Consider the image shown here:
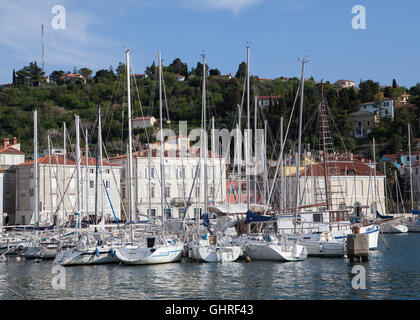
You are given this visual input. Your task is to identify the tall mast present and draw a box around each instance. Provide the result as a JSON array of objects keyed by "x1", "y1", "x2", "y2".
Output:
[
  {"x1": 254, "y1": 96, "x2": 257, "y2": 203},
  {"x1": 237, "y1": 107, "x2": 242, "y2": 204},
  {"x1": 48, "y1": 135, "x2": 53, "y2": 225},
  {"x1": 294, "y1": 59, "x2": 307, "y2": 234},
  {"x1": 75, "y1": 115, "x2": 81, "y2": 214},
  {"x1": 126, "y1": 50, "x2": 134, "y2": 223},
  {"x1": 202, "y1": 53, "x2": 208, "y2": 216},
  {"x1": 85, "y1": 129, "x2": 89, "y2": 218},
  {"x1": 34, "y1": 111, "x2": 39, "y2": 228},
  {"x1": 280, "y1": 117, "x2": 284, "y2": 211},
  {"x1": 320, "y1": 81, "x2": 331, "y2": 211},
  {"x1": 263, "y1": 120, "x2": 268, "y2": 206},
  {"x1": 212, "y1": 116, "x2": 215, "y2": 203},
  {"x1": 158, "y1": 51, "x2": 165, "y2": 235},
  {"x1": 41, "y1": 24, "x2": 45, "y2": 73},
  {"x1": 408, "y1": 123, "x2": 414, "y2": 213},
  {"x1": 246, "y1": 45, "x2": 251, "y2": 210},
  {"x1": 98, "y1": 107, "x2": 104, "y2": 225},
  {"x1": 373, "y1": 137, "x2": 378, "y2": 216},
  {"x1": 63, "y1": 123, "x2": 66, "y2": 226}
]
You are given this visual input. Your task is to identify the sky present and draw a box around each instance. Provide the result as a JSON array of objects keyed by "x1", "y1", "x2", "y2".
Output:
[{"x1": 1, "y1": 0, "x2": 419, "y2": 87}]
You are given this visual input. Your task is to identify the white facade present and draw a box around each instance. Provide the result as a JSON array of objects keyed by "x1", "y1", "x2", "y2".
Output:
[
  {"x1": 132, "y1": 116, "x2": 157, "y2": 129},
  {"x1": 360, "y1": 98, "x2": 394, "y2": 120},
  {"x1": 110, "y1": 148, "x2": 227, "y2": 220},
  {"x1": 15, "y1": 156, "x2": 121, "y2": 226}
]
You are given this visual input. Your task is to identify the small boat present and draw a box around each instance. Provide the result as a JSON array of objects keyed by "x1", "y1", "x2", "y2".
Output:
[
  {"x1": 115, "y1": 236, "x2": 183, "y2": 265},
  {"x1": 381, "y1": 223, "x2": 408, "y2": 234},
  {"x1": 288, "y1": 232, "x2": 346, "y2": 257},
  {"x1": 188, "y1": 234, "x2": 241, "y2": 263},
  {"x1": 245, "y1": 237, "x2": 307, "y2": 262},
  {"x1": 54, "y1": 235, "x2": 119, "y2": 266},
  {"x1": 21, "y1": 241, "x2": 60, "y2": 260}
]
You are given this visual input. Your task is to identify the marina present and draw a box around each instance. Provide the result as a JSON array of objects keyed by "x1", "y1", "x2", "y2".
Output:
[{"x1": 1, "y1": 233, "x2": 419, "y2": 300}]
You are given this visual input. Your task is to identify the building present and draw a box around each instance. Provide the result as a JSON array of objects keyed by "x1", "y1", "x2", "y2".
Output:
[
  {"x1": 257, "y1": 95, "x2": 281, "y2": 108},
  {"x1": 109, "y1": 140, "x2": 227, "y2": 220},
  {"x1": 334, "y1": 79, "x2": 356, "y2": 89},
  {"x1": 132, "y1": 116, "x2": 157, "y2": 129},
  {"x1": 15, "y1": 154, "x2": 121, "y2": 226},
  {"x1": 291, "y1": 158, "x2": 386, "y2": 219},
  {"x1": 60, "y1": 73, "x2": 86, "y2": 83},
  {"x1": 0, "y1": 137, "x2": 26, "y2": 225},
  {"x1": 348, "y1": 111, "x2": 379, "y2": 139},
  {"x1": 175, "y1": 74, "x2": 185, "y2": 81},
  {"x1": 360, "y1": 98, "x2": 394, "y2": 120},
  {"x1": 399, "y1": 92, "x2": 410, "y2": 104},
  {"x1": 0, "y1": 170, "x2": 4, "y2": 227},
  {"x1": 134, "y1": 74, "x2": 148, "y2": 80}
]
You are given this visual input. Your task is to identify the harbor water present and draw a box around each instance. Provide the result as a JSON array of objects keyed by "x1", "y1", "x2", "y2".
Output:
[{"x1": 1, "y1": 233, "x2": 419, "y2": 300}]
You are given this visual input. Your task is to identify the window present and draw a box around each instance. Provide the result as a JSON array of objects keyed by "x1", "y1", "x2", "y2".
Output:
[
  {"x1": 150, "y1": 186, "x2": 155, "y2": 198},
  {"x1": 145, "y1": 167, "x2": 155, "y2": 178},
  {"x1": 106, "y1": 169, "x2": 110, "y2": 174},
  {"x1": 147, "y1": 208, "x2": 156, "y2": 217},
  {"x1": 192, "y1": 167, "x2": 200, "y2": 178},
  {"x1": 5, "y1": 183, "x2": 11, "y2": 193},
  {"x1": 179, "y1": 209, "x2": 185, "y2": 218},
  {"x1": 105, "y1": 180, "x2": 111, "y2": 188},
  {"x1": 29, "y1": 188, "x2": 34, "y2": 197},
  {"x1": 122, "y1": 187, "x2": 126, "y2": 199},
  {"x1": 367, "y1": 121, "x2": 370, "y2": 126},
  {"x1": 209, "y1": 186, "x2": 215, "y2": 198},
  {"x1": 89, "y1": 181, "x2": 94, "y2": 188},
  {"x1": 177, "y1": 168, "x2": 185, "y2": 179},
  {"x1": 165, "y1": 186, "x2": 170, "y2": 198},
  {"x1": 90, "y1": 169, "x2": 94, "y2": 174}
]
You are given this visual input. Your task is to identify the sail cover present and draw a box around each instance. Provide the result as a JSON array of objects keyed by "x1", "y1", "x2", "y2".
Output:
[
  {"x1": 245, "y1": 210, "x2": 275, "y2": 224},
  {"x1": 376, "y1": 210, "x2": 394, "y2": 219},
  {"x1": 412, "y1": 209, "x2": 420, "y2": 215},
  {"x1": 202, "y1": 213, "x2": 211, "y2": 227}
]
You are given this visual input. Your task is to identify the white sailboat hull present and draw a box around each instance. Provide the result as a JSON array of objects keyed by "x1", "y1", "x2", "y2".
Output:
[
  {"x1": 189, "y1": 244, "x2": 241, "y2": 262},
  {"x1": 54, "y1": 247, "x2": 119, "y2": 266},
  {"x1": 246, "y1": 242, "x2": 307, "y2": 261},
  {"x1": 21, "y1": 245, "x2": 59, "y2": 259},
  {"x1": 302, "y1": 241, "x2": 345, "y2": 257},
  {"x1": 115, "y1": 245, "x2": 183, "y2": 265},
  {"x1": 381, "y1": 224, "x2": 408, "y2": 234}
]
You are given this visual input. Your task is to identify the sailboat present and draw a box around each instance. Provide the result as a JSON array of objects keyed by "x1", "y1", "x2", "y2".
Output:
[
  {"x1": 115, "y1": 50, "x2": 183, "y2": 265},
  {"x1": 187, "y1": 53, "x2": 241, "y2": 263},
  {"x1": 54, "y1": 111, "x2": 121, "y2": 266},
  {"x1": 404, "y1": 123, "x2": 420, "y2": 232},
  {"x1": 237, "y1": 49, "x2": 307, "y2": 262}
]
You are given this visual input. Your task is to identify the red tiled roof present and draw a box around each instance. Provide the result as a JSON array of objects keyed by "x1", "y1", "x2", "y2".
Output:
[
  {"x1": 17, "y1": 155, "x2": 118, "y2": 167},
  {"x1": 258, "y1": 95, "x2": 281, "y2": 100},
  {"x1": 292, "y1": 160, "x2": 380, "y2": 177},
  {"x1": 0, "y1": 146, "x2": 24, "y2": 155}
]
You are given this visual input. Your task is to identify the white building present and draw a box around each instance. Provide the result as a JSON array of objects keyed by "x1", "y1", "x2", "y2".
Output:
[
  {"x1": 334, "y1": 79, "x2": 356, "y2": 89},
  {"x1": 0, "y1": 137, "x2": 26, "y2": 225},
  {"x1": 15, "y1": 154, "x2": 121, "y2": 226},
  {"x1": 110, "y1": 141, "x2": 227, "y2": 220},
  {"x1": 360, "y1": 98, "x2": 394, "y2": 120},
  {"x1": 289, "y1": 158, "x2": 386, "y2": 220},
  {"x1": 132, "y1": 116, "x2": 157, "y2": 129},
  {"x1": 257, "y1": 95, "x2": 281, "y2": 108}
]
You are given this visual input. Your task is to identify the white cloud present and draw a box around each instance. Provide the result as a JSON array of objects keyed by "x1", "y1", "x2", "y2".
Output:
[{"x1": 181, "y1": 0, "x2": 263, "y2": 14}]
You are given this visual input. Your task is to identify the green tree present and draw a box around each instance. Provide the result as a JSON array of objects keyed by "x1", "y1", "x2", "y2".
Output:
[
  {"x1": 209, "y1": 68, "x2": 221, "y2": 76},
  {"x1": 79, "y1": 67, "x2": 93, "y2": 79},
  {"x1": 167, "y1": 58, "x2": 188, "y2": 77},
  {"x1": 235, "y1": 62, "x2": 247, "y2": 78},
  {"x1": 392, "y1": 78, "x2": 398, "y2": 88},
  {"x1": 359, "y1": 80, "x2": 380, "y2": 102}
]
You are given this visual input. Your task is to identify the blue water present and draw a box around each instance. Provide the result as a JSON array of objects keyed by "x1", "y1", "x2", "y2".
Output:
[{"x1": 0, "y1": 233, "x2": 419, "y2": 300}]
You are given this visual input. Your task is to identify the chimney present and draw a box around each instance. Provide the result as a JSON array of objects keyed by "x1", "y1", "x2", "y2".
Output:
[
  {"x1": 13, "y1": 137, "x2": 17, "y2": 145},
  {"x1": 3, "y1": 138, "x2": 9, "y2": 148}
]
